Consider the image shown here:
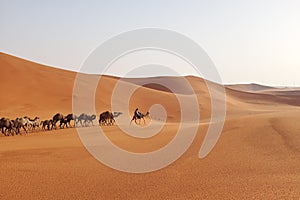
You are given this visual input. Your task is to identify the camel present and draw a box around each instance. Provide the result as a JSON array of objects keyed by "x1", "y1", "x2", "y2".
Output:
[
  {"x1": 75, "y1": 113, "x2": 87, "y2": 127},
  {"x1": 86, "y1": 114, "x2": 96, "y2": 126},
  {"x1": 0, "y1": 118, "x2": 15, "y2": 136},
  {"x1": 41, "y1": 120, "x2": 53, "y2": 131},
  {"x1": 52, "y1": 113, "x2": 63, "y2": 129},
  {"x1": 13, "y1": 117, "x2": 29, "y2": 135},
  {"x1": 75, "y1": 113, "x2": 96, "y2": 127},
  {"x1": 59, "y1": 114, "x2": 74, "y2": 128},
  {"x1": 113, "y1": 112, "x2": 123, "y2": 118},
  {"x1": 130, "y1": 110, "x2": 150, "y2": 125},
  {"x1": 99, "y1": 111, "x2": 115, "y2": 126},
  {"x1": 0, "y1": 117, "x2": 9, "y2": 135},
  {"x1": 24, "y1": 116, "x2": 40, "y2": 131}
]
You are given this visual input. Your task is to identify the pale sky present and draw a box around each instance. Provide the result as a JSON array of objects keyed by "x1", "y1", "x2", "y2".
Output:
[{"x1": 1, "y1": 0, "x2": 299, "y2": 86}]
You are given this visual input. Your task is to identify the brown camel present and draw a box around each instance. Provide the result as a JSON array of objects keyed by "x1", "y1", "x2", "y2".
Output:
[
  {"x1": 41, "y1": 120, "x2": 53, "y2": 131},
  {"x1": 99, "y1": 111, "x2": 115, "y2": 126},
  {"x1": 0, "y1": 118, "x2": 15, "y2": 136},
  {"x1": 60, "y1": 114, "x2": 74, "y2": 128},
  {"x1": 52, "y1": 113, "x2": 63, "y2": 129}
]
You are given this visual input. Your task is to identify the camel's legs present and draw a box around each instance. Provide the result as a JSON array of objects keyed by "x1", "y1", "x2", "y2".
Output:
[
  {"x1": 23, "y1": 125, "x2": 28, "y2": 133},
  {"x1": 130, "y1": 115, "x2": 136, "y2": 125}
]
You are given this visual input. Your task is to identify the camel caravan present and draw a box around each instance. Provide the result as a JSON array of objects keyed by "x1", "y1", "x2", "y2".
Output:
[{"x1": 0, "y1": 108, "x2": 150, "y2": 137}]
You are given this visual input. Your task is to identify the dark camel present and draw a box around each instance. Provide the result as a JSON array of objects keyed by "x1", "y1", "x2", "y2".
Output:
[
  {"x1": 52, "y1": 113, "x2": 63, "y2": 129},
  {"x1": 41, "y1": 120, "x2": 53, "y2": 131},
  {"x1": 99, "y1": 111, "x2": 115, "y2": 126},
  {"x1": 130, "y1": 109, "x2": 150, "y2": 125},
  {"x1": 60, "y1": 114, "x2": 74, "y2": 128},
  {"x1": 0, "y1": 118, "x2": 15, "y2": 136}
]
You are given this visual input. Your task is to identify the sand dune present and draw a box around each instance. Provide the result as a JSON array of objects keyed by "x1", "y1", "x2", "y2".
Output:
[
  {"x1": 0, "y1": 52, "x2": 300, "y2": 199},
  {"x1": 227, "y1": 83, "x2": 275, "y2": 92}
]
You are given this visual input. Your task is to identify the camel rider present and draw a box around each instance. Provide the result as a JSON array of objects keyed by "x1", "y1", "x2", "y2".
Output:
[{"x1": 134, "y1": 108, "x2": 142, "y2": 118}]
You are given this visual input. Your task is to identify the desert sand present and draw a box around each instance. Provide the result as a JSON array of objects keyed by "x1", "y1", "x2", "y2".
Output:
[{"x1": 0, "y1": 52, "x2": 299, "y2": 199}]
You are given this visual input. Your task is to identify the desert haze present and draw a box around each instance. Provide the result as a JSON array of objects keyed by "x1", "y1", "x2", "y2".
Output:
[{"x1": 0, "y1": 52, "x2": 300, "y2": 199}]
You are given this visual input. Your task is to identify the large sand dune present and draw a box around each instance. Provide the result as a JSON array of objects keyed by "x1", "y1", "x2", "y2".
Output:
[{"x1": 0, "y1": 52, "x2": 299, "y2": 199}]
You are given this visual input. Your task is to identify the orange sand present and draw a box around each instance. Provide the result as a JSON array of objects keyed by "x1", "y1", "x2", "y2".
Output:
[{"x1": 0, "y1": 52, "x2": 299, "y2": 199}]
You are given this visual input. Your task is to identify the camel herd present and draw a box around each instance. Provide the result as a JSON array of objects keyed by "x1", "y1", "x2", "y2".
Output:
[
  {"x1": 0, "y1": 111, "x2": 114, "y2": 136},
  {"x1": 0, "y1": 110, "x2": 150, "y2": 137}
]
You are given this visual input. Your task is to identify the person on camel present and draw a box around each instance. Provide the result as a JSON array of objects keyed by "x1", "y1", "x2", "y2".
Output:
[
  {"x1": 134, "y1": 108, "x2": 142, "y2": 118},
  {"x1": 131, "y1": 108, "x2": 150, "y2": 125}
]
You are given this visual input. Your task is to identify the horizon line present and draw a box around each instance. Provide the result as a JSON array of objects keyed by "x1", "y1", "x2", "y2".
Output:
[{"x1": 1, "y1": 51, "x2": 299, "y2": 88}]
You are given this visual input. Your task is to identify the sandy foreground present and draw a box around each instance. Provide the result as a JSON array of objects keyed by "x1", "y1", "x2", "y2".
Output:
[{"x1": 0, "y1": 53, "x2": 300, "y2": 199}]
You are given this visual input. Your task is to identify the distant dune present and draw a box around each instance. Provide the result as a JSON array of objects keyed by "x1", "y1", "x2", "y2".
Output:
[
  {"x1": 226, "y1": 83, "x2": 275, "y2": 92},
  {"x1": 0, "y1": 52, "x2": 299, "y2": 199}
]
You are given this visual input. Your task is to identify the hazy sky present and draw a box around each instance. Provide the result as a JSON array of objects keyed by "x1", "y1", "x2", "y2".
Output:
[{"x1": 1, "y1": 0, "x2": 299, "y2": 86}]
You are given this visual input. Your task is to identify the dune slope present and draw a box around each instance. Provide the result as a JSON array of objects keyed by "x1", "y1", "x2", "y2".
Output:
[{"x1": 0, "y1": 53, "x2": 300, "y2": 199}]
